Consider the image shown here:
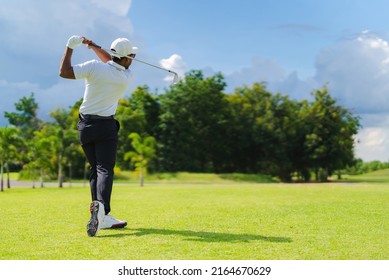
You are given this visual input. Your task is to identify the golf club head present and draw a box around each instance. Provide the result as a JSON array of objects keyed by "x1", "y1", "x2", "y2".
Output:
[{"x1": 172, "y1": 72, "x2": 179, "y2": 84}]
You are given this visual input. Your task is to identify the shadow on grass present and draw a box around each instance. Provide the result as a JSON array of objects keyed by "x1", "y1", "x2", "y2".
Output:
[{"x1": 100, "y1": 228, "x2": 292, "y2": 243}]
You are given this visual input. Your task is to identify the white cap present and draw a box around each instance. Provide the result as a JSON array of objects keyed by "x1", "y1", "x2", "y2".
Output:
[{"x1": 110, "y1": 38, "x2": 138, "y2": 58}]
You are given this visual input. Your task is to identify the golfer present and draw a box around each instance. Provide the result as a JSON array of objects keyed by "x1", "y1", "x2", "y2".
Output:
[{"x1": 59, "y1": 35, "x2": 137, "y2": 237}]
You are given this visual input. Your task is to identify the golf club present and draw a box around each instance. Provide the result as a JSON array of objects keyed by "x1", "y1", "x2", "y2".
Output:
[{"x1": 90, "y1": 42, "x2": 179, "y2": 84}]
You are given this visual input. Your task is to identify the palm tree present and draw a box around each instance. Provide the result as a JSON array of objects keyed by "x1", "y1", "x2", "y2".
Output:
[
  {"x1": 124, "y1": 133, "x2": 157, "y2": 187},
  {"x1": 0, "y1": 126, "x2": 22, "y2": 191},
  {"x1": 26, "y1": 129, "x2": 57, "y2": 188},
  {"x1": 49, "y1": 108, "x2": 81, "y2": 188}
]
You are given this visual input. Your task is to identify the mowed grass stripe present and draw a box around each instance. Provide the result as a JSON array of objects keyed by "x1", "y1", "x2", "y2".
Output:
[{"x1": 0, "y1": 184, "x2": 388, "y2": 259}]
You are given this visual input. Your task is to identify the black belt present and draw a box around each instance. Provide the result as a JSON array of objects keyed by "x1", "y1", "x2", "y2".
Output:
[{"x1": 80, "y1": 113, "x2": 114, "y2": 120}]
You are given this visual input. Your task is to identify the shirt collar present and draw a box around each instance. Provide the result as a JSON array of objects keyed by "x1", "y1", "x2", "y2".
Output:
[{"x1": 108, "y1": 60, "x2": 126, "y2": 71}]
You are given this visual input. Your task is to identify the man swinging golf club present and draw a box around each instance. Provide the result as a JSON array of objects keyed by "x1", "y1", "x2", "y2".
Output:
[{"x1": 59, "y1": 35, "x2": 137, "y2": 237}]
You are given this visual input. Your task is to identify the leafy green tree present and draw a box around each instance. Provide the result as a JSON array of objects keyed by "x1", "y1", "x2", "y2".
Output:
[
  {"x1": 4, "y1": 93, "x2": 42, "y2": 139},
  {"x1": 115, "y1": 86, "x2": 160, "y2": 170},
  {"x1": 158, "y1": 70, "x2": 229, "y2": 172},
  {"x1": 226, "y1": 84, "x2": 360, "y2": 182},
  {"x1": 226, "y1": 83, "x2": 276, "y2": 173},
  {"x1": 129, "y1": 86, "x2": 160, "y2": 136},
  {"x1": 124, "y1": 132, "x2": 157, "y2": 186},
  {"x1": 303, "y1": 87, "x2": 361, "y2": 181},
  {"x1": 260, "y1": 92, "x2": 304, "y2": 182}
]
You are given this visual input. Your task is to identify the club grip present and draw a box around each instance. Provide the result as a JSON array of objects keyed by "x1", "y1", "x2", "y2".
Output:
[{"x1": 89, "y1": 42, "x2": 102, "y2": 49}]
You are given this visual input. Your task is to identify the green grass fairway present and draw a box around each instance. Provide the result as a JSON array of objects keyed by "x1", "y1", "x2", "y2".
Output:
[{"x1": 0, "y1": 183, "x2": 388, "y2": 260}]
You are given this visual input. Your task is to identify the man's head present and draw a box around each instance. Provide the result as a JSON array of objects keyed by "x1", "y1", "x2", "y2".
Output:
[{"x1": 110, "y1": 38, "x2": 138, "y2": 69}]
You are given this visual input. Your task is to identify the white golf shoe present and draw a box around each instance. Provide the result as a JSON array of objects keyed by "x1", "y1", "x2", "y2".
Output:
[
  {"x1": 100, "y1": 214, "x2": 127, "y2": 229},
  {"x1": 87, "y1": 201, "x2": 105, "y2": 237}
]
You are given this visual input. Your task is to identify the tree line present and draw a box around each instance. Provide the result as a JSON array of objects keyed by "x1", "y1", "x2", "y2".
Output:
[{"x1": 0, "y1": 70, "x2": 361, "y2": 188}]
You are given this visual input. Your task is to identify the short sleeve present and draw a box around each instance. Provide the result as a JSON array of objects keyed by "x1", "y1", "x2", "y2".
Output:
[{"x1": 73, "y1": 59, "x2": 100, "y2": 80}]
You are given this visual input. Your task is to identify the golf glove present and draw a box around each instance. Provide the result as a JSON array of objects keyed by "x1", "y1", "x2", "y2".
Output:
[{"x1": 66, "y1": 35, "x2": 83, "y2": 49}]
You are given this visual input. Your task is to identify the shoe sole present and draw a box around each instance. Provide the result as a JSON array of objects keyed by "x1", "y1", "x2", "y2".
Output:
[
  {"x1": 111, "y1": 221, "x2": 128, "y2": 229},
  {"x1": 87, "y1": 201, "x2": 102, "y2": 237}
]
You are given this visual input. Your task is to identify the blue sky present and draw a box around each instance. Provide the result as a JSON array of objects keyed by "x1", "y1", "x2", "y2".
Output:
[{"x1": 2, "y1": 0, "x2": 389, "y2": 161}]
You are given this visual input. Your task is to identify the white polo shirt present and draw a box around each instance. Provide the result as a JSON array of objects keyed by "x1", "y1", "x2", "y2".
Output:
[{"x1": 73, "y1": 59, "x2": 133, "y2": 116}]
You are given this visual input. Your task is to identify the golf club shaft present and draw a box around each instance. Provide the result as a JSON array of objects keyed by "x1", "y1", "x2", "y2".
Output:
[{"x1": 90, "y1": 43, "x2": 178, "y2": 76}]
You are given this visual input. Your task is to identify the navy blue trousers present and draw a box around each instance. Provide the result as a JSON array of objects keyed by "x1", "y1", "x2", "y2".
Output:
[{"x1": 77, "y1": 115, "x2": 120, "y2": 215}]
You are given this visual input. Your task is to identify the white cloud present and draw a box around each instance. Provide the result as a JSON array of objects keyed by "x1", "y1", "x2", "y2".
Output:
[
  {"x1": 159, "y1": 54, "x2": 187, "y2": 83},
  {"x1": 225, "y1": 56, "x2": 285, "y2": 91},
  {"x1": 223, "y1": 32, "x2": 389, "y2": 114},
  {"x1": 314, "y1": 32, "x2": 389, "y2": 114},
  {"x1": 0, "y1": 0, "x2": 133, "y2": 54},
  {"x1": 355, "y1": 127, "x2": 389, "y2": 162},
  {"x1": 352, "y1": 114, "x2": 389, "y2": 161},
  {"x1": 223, "y1": 57, "x2": 317, "y2": 99},
  {"x1": 360, "y1": 128, "x2": 385, "y2": 147}
]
